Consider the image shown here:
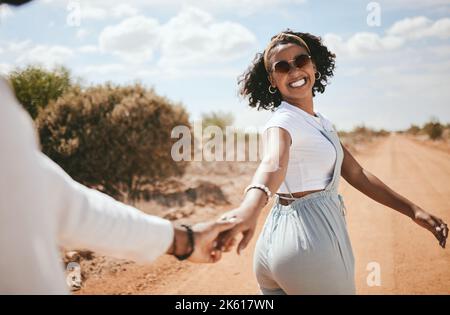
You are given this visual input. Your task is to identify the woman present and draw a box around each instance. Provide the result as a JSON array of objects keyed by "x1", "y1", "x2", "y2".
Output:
[{"x1": 218, "y1": 30, "x2": 448, "y2": 295}]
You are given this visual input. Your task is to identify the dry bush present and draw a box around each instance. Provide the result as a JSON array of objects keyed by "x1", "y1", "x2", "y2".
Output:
[
  {"x1": 338, "y1": 124, "x2": 390, "y2": 154},
  {"x1": 423, "y1": 120, "x2": 443, "y2": 140},
  {"x1": 201, "y1": 111, "x2": 234, "y2": 131},
  {"x1": 406, "y1": 124, "x2": 421, "y2": 135},
  {"x1": 36, "y1": 83, "x2": 190, "y2": 202}
]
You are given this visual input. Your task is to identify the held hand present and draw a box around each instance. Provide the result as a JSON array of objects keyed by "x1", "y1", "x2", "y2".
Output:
[
  {"x1": 216, "y1": 207, "x2": 259, "y2": 255},
  {"x1": 188, "y1": 219, "x2": 238, "y2": 263},
  {"x1": 412, "y1": 208, "x2": 448, "y2": 248}
]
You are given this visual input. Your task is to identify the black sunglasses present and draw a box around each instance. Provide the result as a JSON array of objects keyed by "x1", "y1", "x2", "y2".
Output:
[{"x1": 271, "y1": 54, "x2": 312, "y2": 74}]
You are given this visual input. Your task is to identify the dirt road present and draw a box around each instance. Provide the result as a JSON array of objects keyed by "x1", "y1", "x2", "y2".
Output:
[{"x1": 79, "y1": 134, "x2": 450, "y2": 294}]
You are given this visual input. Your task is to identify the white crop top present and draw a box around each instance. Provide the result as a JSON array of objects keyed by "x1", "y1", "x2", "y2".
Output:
[{"x1": 263, "y1": 101, "x2": 337, "y2": 194}]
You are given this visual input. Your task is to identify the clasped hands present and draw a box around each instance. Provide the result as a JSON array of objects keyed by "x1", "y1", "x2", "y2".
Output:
[{"x1": 167, "y1": 207, "x2": 259, "y2": 263}]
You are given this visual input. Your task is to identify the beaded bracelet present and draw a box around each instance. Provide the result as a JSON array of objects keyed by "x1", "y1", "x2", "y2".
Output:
[
  {"x1": 244, "y1": 184, "x2": 272, "y2": 204},
  {"x1": 174, "y1": 224, "x2": 195, "y2": 261}
]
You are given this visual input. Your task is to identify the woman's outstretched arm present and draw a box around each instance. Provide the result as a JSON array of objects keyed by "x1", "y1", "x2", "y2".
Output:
[
  {"x1": 340, "y1": 142, "x2": 448, "y2": 248},
  {"x1": 217, "y1": 127, "x2": 292, "y2": 254}
]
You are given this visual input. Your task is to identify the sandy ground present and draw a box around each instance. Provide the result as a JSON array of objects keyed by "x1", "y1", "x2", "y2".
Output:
[{"x1": 76, "y1": 133, "x2": 449, "y2": 294}]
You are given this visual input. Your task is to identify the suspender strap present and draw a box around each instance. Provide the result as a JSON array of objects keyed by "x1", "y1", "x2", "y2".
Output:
[{"x1": 278, "y1": 180, "x2": 296, "y2": 200}]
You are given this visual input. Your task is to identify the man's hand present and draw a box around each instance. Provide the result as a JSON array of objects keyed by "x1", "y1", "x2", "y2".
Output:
[
  {"x1": 167, "y1": 219, "x2": 238, "y2": 263},
  {"x1": 412, "y1": 208, "x2": 448, "y2": 248}
]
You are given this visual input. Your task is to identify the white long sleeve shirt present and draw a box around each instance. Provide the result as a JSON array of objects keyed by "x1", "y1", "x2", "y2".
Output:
[{"x1": 0, "y1": 77, "x2": 174, "y2": 294}]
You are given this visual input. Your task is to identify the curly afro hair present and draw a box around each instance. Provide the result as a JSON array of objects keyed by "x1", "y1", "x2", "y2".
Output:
[{"x1": 237, "y1": 29, "x2": 336, "y2": 111}]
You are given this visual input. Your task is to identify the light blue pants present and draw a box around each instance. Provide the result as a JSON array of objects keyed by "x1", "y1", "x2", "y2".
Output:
[
  {"x1": 253, "y1": 116, "x2": 355, "y2": 295},
  {"x1": 253, "y1": 192, "x2": 355, "y2": 295}
]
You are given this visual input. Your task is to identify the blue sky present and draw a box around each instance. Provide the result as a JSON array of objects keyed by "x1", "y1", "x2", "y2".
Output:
[{"x1": 1, "y1": 0, "x2": 449, "y2": 131}]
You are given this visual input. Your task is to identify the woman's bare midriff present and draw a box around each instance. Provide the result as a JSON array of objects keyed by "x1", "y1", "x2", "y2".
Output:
[{"x1": 276, "y1": 189, "x2": 324, "y2": 206}]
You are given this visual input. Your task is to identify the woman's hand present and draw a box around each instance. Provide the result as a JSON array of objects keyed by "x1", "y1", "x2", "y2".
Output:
[
  {"x1": 216, "y1": 207, "x2": 260, "y2": 255},
  {"x1": 188, "y1": 220, "x2": 239, "y2": 263},
  {"x1": 412, "y1": 208, "x2": 448, "y2": 248}
]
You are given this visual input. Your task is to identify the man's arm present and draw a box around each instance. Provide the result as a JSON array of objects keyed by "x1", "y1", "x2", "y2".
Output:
[{"x1": 1, "y1": 76, "x2": 236, "y2": 265}]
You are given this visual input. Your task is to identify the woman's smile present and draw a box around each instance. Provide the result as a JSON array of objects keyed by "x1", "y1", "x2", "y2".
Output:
[{"x1": 288, "y1": 76, "x2": 308, "y2": 89}]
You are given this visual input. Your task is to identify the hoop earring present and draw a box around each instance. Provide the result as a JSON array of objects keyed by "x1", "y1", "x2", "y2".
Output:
[
  {"x1": 268, "y1": 86, "x2": 277, "y2": 94},
  {"x1": 315, "y1": 71, "x2": 322, "y2": 80}
]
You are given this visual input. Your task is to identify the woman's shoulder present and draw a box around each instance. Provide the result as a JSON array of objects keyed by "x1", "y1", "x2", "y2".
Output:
[
  {"x1": 262, "y1": 105, "x2": 307, "y2": 142},
  {"x1": 265, "y1": 103, "x2": 309, "y2": 128},
  {"x1": 264, "y1": 107, "x2": 297, "y2": 129}
]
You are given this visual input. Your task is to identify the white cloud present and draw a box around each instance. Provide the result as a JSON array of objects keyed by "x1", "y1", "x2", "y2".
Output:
[
  {"x1": 15, "y1": 44, "x2": 74, "y2": 68},
  {"x1": 99, "y1": 15, "x2": 160, "y2": 63},
  {"x1": 75, "y1": 62, "x2": 242, "y2": 82},
  {"x1": 158, "y1": 7, "x2": 257, "y2": 69},
  {"x1": 381, "y1": 0, "x2": 450, "y2": 10},
  {"x1": 1, "y1": 40, "x2": 75, "y2": 70},
  {"x1": 76, "y1": 28, "x2": 89, "y2": 40},
  {"x1": 323, "y1": 32, "x2": 404, "y2": 58},
  {"x1": 6, "y1": 40, "x2": 32, "y2": 53},
  {"x1": 171, "y1": 0, "x2": 308, "y2": 16},
  {"x1": 73, "y1": 3, "x2": 139, "y2": 20},
  {"x1": 43, "y1": 0, "x2": 307, "y2": 17},
  {"x1": 387, "y1": 16, "x2": 450, "y2": 39},
  {"x1": 98, "y1": 7, "x2": 257, "y2": 71},
  {"x1": 80, "y1": 5, "x2": 107, "y2": 20},
  {"x1": 386, "y1": 16, "x2": 431, "y2": 38},
  {"x1": 79, "y1": 63, "x2": 126, "y2": 76},
  {"x1": 324, "y1": 16, "x2": 450, "y2": 59},
  {"x1": 111, "y1": 4, "x2": 138, "y2": 18},
  {"x1": 77, "y1": 45, "x2": 98, "y2": 53}
]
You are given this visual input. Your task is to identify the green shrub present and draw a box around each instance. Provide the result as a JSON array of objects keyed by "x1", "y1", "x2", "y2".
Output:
[
  {"x1": 423, "y1": 118, "x2": 443, "y2": 140},
  {"x1": 36, "y1": 83, "x2": 190, "y2": 202},
  {"x1": 9, "y1": 65, "x2": 71, "y2": 119}
]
